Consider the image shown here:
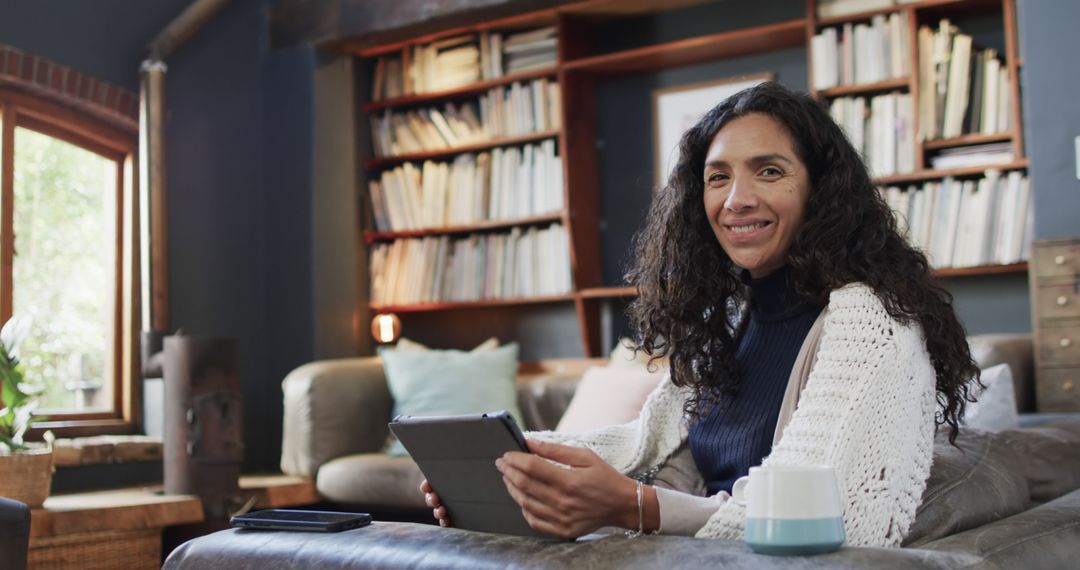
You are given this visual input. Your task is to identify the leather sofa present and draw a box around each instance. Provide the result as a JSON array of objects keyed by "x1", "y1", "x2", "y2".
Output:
[
  {"x1": 0, "y1": 497, "x2": 31, "y2": 570},
  {"x1": 164, "y1": 334, "x2": 1080, "y2": 569}
]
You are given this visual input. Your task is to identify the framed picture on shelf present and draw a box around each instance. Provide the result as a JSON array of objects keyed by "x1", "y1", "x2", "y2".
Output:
[{"x1": 652, "y1": 72, "x2": 772, "y2": 187}]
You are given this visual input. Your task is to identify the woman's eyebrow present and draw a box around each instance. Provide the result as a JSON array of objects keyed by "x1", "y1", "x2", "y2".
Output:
[
  {"x1": 704, "y1": 154, "x2": 793, "y2": 170},
  {"x1": 748, "y1": 153, "x2": 794, "y2": 167}
]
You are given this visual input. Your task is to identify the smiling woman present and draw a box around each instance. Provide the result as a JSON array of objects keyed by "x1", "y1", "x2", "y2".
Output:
[{"x1": 425, "y1": 81, "x2": 983, "y2": 548}]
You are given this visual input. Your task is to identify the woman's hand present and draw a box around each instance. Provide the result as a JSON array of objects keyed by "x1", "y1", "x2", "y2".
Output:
[
  {"x1": 420, "y1": 479, "x2": 453, "y2": 527},
  {"x1": 496, "y1": 439, "x2": 644, "y2": 539}
]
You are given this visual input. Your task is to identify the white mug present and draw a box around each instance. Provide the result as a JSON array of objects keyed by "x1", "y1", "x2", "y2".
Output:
[{"x1": 732, "y1": 465, "x2": 845, "y2": 555}]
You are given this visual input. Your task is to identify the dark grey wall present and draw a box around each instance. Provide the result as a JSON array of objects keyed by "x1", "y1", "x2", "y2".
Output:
[
  {"x1": 0, "y1": 0, "x2": 191, "y2": 90},
  {"x1": 166, "y1": 0, "x2": 326, "y2": 471},
  {"x1": 1018, "y1": 0, "x2": 1080, "y2": 240}
]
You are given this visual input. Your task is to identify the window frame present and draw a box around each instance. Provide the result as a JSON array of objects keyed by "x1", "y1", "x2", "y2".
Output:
[{"x1": 0, "y1": 86, "x2": 141, "y2": 438}]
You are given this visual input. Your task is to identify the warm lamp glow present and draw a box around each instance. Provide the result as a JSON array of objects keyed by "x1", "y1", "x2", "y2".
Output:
[{"x1": 371, "y1": 313, "x2": 402, "y2": 344}]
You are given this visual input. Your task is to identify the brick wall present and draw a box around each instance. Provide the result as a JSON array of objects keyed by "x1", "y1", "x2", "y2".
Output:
[{"x1": 0, "y1": 44, "x2": 138, "y2": 129}]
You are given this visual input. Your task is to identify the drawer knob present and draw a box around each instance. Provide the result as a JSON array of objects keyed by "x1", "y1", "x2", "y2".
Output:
[
  {"x1": 1058, "y1": 296, "x2": 1069, "y2": 306},
  {"x1": 1064, "y1": 381, "x2": 1075, "y2": 392},
  {"x1": 1063, "y1": 338, "x2": 1074, "y2": 348},
  {"x1": 1055, "y1": 255, "x2": 1067, "y2": 265}
]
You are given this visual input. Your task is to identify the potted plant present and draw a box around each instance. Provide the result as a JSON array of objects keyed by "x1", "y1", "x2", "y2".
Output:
[{"x1": 0, "y1": 315, "x2": 54, "y2": 508}]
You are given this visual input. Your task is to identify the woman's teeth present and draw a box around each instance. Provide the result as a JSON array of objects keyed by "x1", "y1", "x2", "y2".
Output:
[{"x1": 729, "y1": 222, "x2": 768, "y2": 233}]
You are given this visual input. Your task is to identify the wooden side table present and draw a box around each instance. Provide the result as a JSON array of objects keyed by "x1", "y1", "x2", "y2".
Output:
[
  {"x1": 29, "y1": 488, "x2": 204, "y2": 570},
  {"x1": 28, "y1": 474, "x2": 318, "y2": 570}
]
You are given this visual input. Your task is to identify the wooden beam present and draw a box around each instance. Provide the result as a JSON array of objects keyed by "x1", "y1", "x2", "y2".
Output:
[
  {"x1": 0, "y1": 105, "x2": 13, "y2": 325},
  {"x1": 148, "y1": 0, "x2": 233, "y2": 60},
  {"x1": 141, "y1": 64, "x2": 170, "y2": 332}
]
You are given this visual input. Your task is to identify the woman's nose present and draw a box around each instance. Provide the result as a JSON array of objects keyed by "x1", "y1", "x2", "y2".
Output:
[{"x1": 723, "y1": 177, "x2": 757, "y2": 211}]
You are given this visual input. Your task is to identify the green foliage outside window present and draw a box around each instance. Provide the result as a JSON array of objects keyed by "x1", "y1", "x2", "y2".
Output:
[{"x1": 12, "y1": 127, "x2": 116, "y2": 412}]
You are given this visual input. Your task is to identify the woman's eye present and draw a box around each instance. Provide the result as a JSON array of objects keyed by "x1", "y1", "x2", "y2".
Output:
[
  {"x1": 707, "y1": 173, "x2": 728, "y2": 184},
  {"x1": 760, "y1": 167, "x2": 783, "y2": 177}
]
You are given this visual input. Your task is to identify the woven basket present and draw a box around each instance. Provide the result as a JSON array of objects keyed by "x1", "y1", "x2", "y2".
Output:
[{"x1": 0, "y1": 446, "x2": 55, "y2": 508}]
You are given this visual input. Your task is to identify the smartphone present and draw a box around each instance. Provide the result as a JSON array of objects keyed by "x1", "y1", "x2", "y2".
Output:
[{"x1": 230, "y1": 509, "x2": 372, "y2": 532}]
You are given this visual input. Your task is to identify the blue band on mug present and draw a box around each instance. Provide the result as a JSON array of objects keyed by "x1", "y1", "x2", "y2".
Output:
[{"x1": 745, "y1": 516, "x2": 845, "y2": 556}]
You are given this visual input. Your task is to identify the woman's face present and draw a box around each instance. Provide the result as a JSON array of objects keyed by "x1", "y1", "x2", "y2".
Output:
[{"x1": 702, "y1": 113, "x2": 811, "y2": 278}]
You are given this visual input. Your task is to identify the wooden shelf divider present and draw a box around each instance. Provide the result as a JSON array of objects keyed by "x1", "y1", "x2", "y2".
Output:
[
  {"x1": 816, "y1": 77, "x2": 909, "y2": 98},
  {"x1": 371, "y1": 293, "x2": 576, "y2": 314},
  {"x1": 922, "y1": 132, "x2": 1013, "y2": 151},
  {"x1": 365, "y1": 129, "x2": 560, "y2": 170},
  {"x1": 363, "y1": 211, "x2": 565, "y2": 244},
  {"x1": 364, "y1": 67, "x2": 558, "y2": 113},
  {"x1": 560, "y1": 19, "x2": 805, "y2": 75},
  {"x1": 872, "y1": 159, "x2": 1028, "y2": 185},
  {"x1": 577, "y1": 286, "x2": 637, "y2": 299},
  {"x1": 932, "y1": 262, "x2": 1028, "y2": 277}
]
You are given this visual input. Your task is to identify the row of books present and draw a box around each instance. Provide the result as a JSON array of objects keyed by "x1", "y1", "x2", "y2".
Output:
[
  {"x1": 368, "y1": 141, "x2": 564, "y2": 232},
  {"x1": 830, "y1": 93, "x2": 916, "y2": 177},
  {"x1": 369, "y1": 224, "x2": 572, "y2": 306},
  {"x1": 369, "y1": 79, "x2": 560, "y2": 158},
  {"x1": 928, "y1": 142, "x2": 1014, "y2": 170},
  {"x1": 882, "y1": 170, "x2": 1030, "y2": 269},
  {"x1": 369, "y1": 27, "x2": 557, "y2": 100},
  {"x1": 816, "y1": 0, "x2": 918, "y2": 19},
  {"x1": 812, "y1": 11, "x2": 911, "y2": 90},
  {"x1": 492, "y1": 26, "x2": 557, "y2": 76},
  {"x1": 918, "y1": 20, "x2": 1012, "y2": 141}
]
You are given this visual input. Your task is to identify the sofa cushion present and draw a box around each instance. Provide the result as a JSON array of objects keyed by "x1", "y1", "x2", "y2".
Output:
[
  {"x1": 317, "y1": 453, "x2": 426, "y2": 509},
  {"x1": 903, "y1": 429, "x2": 1029, "y2": 546},
  {"x1": 995, "y1": 420, "x2": 1080, "y2": 502},
  {"x1": 517, "y1": 375, "x2": 578, "y2": 432},
  {"x1": 968, "y1": 334, "x2": 1035, "y2": 413},
  {"x1": 381, "y1": 342, "x2": 523, "y2": 456},
  {"x1": 962, "y1": 364, "x2": 1019, "y2": 432}
]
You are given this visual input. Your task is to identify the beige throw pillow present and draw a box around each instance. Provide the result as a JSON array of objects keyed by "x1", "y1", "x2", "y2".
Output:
[{"x1": 555, "y1": 365, "x2": 664, "y2": 433}]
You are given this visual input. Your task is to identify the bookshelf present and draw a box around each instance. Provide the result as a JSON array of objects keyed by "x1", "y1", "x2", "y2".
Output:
[
  {"x1": 341, "y1": 0, "x2": 1030, "y2": 357},
  {"x1": 810, "y1": 0, "x2": 1029, "y2": 275}
]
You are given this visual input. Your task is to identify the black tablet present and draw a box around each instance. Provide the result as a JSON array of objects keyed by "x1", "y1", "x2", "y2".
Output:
[
  {"x1": 230, "y1": 509, "x2": 372, "y2": 532},
  {"x1": 388, "y1": 410, "x2": 554, "y2": 538}
]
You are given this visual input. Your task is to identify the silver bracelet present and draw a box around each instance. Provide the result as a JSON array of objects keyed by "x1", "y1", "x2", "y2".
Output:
[{"x1": 625, "y1": 480, "x2": 647, "y2": 538}]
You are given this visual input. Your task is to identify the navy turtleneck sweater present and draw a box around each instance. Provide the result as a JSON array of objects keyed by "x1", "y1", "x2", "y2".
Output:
[{"x1": 688, "y1": 266, "x2": 824, "y2": 496}]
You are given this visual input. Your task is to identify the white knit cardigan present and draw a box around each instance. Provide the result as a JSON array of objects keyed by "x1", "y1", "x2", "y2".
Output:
[{"x1": 535, "y1": 283, "x2": 938, "y2": 547}]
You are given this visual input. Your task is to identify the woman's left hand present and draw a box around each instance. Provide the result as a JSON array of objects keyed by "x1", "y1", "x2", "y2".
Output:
[{"x1": 496, "y1": 439, "x2": 638, "y2": 539}]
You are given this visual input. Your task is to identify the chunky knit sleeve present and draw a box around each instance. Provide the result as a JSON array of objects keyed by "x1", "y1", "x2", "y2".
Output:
[
  {"x1": 695, "y1": 285, "x2": 938, "y2": 547},
  {"x1": 527, "y1": 371, "x2": 691, "y2": 475}
]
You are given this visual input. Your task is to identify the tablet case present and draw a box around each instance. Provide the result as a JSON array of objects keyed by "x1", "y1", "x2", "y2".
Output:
[{"x1": 388, "y1": 412, "x2": 554, "y2": 539}]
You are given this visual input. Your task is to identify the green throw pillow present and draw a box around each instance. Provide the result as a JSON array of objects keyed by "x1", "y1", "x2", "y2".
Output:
[{"x1": 380, "y1": 342, "x2": 523, "y2": 456}]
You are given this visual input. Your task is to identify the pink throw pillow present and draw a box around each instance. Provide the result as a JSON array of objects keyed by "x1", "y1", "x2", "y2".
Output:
[{"x1": 555, "y1": 365, "x2": 664, "y2": 433}]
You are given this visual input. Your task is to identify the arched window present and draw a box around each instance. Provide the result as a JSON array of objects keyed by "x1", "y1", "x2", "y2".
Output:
[{"x1": 1, "y1": 86, "x2": 140, "y2": 436}]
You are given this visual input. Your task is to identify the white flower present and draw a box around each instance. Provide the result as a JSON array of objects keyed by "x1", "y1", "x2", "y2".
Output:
[{"x1": 0, "y1": 314, "x2": 32, "y2": 360}]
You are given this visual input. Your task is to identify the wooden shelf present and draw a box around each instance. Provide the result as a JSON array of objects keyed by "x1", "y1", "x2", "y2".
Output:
[
  {"x1": 932, "y1": 262, "x2": 1028, "y2": 277},
  {"x1": 371, "y1": 293, "x2": 576, "y2": 313},
  {"x1": 872, "y1": 159, "x2": 1028, "y2": 185},
  {"x1": 366, "y1": 129, "x2": 560, "y2": 170},
  {"x1": 561, "y1": 19, "x2": 805, "y2": 75},
  {"x1": 816, "y1": 77, "x2": 909, "y2": 98},
  {"x1": 363, "y1": 67, "x2": 557, "y2": 113},
  {"x1": 577, "y1": 286, "x2": 637, "y2": 299},
  {"x1": 364, "y1": 211, "x2": 565, "y2": 243},
  {"x1": 922, "y1": 132, "x2": 1012, "y2": 150}
]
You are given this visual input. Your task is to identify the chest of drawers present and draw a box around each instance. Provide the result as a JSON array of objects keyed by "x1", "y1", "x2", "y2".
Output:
[{"x1": 1031, "y1": 239, "x2": 1080, "y2": 411}]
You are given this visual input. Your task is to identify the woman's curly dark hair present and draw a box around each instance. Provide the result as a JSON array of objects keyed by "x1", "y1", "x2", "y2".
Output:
[{"x1": 625, "y1": 81, "x2": 978, "y2": 442}]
